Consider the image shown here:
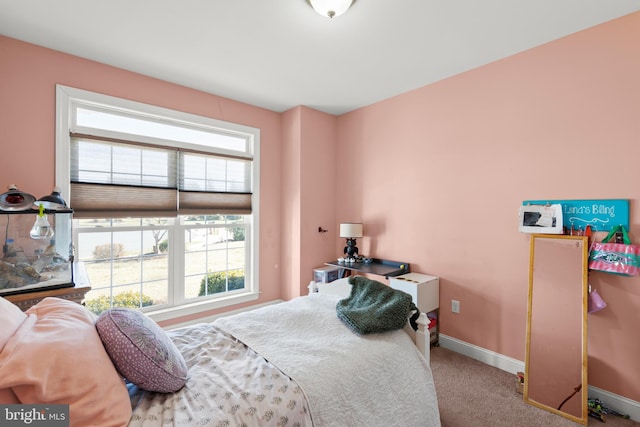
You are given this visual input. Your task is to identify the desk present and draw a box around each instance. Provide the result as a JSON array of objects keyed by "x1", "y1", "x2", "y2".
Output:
[{"x1": 325, "y1": 258, "x2": 410, "y2": 278}]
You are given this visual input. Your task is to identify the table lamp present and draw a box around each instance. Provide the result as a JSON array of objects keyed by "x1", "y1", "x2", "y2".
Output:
[{"x1": 340, "y1": 223, "x2": 363, "y2": 262}]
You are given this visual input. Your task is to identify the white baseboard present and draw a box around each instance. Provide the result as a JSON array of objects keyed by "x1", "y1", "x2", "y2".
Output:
[
  {"x1": 438, "y1": 334, "x2": 525, "y2": 374},
  {"x1": 588, "y1": 386, "x2": 640, "y2": 422},
  {"x1": 438, "y1": 334, "x2": 640, "y2": 422}
]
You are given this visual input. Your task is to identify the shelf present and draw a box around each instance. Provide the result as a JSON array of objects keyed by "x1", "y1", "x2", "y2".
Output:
[{"x1": 325, "y1": 258, "x2": 410, "y2": 278}]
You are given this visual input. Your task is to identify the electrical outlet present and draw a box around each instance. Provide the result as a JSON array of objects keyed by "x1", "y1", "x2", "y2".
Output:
[{"x1": 451, "y1": 299, "x2": 460, "y2": 314}]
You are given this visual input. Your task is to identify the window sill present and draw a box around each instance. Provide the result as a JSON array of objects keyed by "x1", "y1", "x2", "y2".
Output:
[{"x1": 146, "y1": 291, "x2": 260, "y2": 323}]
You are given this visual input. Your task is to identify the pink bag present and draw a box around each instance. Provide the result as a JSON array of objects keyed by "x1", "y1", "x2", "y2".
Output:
[{"x1": 588, "y1": 226, "x2": 640, "y2": 277}]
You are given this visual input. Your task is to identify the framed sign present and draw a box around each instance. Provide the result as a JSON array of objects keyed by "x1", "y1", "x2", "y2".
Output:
[{"x1": 522, "y1": 199, "x2": 629, "y2": 233}]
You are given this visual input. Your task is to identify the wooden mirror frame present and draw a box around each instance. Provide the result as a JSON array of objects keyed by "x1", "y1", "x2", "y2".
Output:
[{"x1": 524, "y1": 234, "x2": 588, "y2": 425}]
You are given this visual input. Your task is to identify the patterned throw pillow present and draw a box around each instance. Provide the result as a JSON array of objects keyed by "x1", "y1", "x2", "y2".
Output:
[{"x1": 96, "y1": 308, "x2": 188, "y2": 393}]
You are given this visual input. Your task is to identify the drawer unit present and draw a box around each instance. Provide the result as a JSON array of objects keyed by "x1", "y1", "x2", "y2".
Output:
[
  {"x1": 390, "y1": 272, "x2": 440, "y2": 347},
  {"x1": 313, "y1": 265, "x2": 342, "y2": 283},
  {"x1": 389, "y1": 272, "x2": 439, "y2": 313}
]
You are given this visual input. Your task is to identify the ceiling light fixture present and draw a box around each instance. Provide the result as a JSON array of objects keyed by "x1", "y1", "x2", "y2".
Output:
[{"x1": 307, "y1": 0, "x2": 355, "y2": 19}]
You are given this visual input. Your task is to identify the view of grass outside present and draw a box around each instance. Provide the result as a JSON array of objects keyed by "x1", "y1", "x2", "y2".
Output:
[{"x1": 78, "y1": 216, "x2": 246, "y2": 314}]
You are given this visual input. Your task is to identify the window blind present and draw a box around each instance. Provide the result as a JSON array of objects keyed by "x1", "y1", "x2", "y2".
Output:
[{"x1": 70, "y1": 135, "x2": 252, "y2": 218}]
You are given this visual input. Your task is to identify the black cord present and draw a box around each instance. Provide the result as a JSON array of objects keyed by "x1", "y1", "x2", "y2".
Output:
[{"x1": 557, "y1": 384, "x2": 582, "y2": 411}]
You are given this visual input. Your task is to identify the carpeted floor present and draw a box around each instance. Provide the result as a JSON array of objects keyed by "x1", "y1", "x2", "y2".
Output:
[{"x1": 430, "y1": 346, "x2": 639, "y2": 427}]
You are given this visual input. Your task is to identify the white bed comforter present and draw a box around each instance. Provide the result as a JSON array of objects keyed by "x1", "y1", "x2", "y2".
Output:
[
  {"x1": 214, "y1": 293, "x2": 441, "y2": 427},
  {"x1": 128, "y1": 324, "x2": 313, "y2": 426}
]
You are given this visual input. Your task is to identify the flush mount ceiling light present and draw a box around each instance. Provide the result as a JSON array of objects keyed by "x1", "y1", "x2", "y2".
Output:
[{"x1": 307, "y1": 0, "x2": 355, "y2": 19}]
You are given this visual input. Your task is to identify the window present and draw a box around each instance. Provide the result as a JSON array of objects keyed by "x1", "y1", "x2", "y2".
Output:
[{"x1": 55, "y1": 85, "x2": 260, "y2": 321}]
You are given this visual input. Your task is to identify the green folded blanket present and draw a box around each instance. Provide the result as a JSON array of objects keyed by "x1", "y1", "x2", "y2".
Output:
[{"x1": 336, "y1": 276, "x2": 420, "y2": 335}]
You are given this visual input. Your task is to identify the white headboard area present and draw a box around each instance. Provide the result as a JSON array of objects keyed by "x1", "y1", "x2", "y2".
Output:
[
  {"x1": 311, "y1": 277, "x2": 431, "y2": 364},
  {"x1": 312, "y1": 277, "x2": 352, "y2": 297}
]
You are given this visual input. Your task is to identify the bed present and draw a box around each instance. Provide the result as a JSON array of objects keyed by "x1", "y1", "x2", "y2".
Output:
[{"x1": 0, "y1": 276, "x2": 441, "y2": 427}]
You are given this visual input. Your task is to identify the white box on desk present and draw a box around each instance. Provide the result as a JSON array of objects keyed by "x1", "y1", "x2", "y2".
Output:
[{"x1": 389, "y1": 272, "x2": 439, "y2": 313}]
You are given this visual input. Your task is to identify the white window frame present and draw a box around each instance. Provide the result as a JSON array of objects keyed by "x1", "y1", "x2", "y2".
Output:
[{"x1": 55, "y1": 85, "x2": 260, "y2": 322}]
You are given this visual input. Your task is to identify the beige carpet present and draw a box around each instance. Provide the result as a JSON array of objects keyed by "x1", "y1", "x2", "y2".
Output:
[{"x1": 430, "y1": 346, "x2": 639, "y2": 427}]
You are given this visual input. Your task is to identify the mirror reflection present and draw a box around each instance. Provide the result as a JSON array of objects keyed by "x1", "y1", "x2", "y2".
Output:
[{"x1": 525, "y1": 234, "x2": 588, "y2": 425}]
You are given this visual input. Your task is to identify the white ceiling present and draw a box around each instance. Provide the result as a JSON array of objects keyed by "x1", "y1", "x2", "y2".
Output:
[{"x1": 1, "y1": 0, "x2": 639, "y2": 115}]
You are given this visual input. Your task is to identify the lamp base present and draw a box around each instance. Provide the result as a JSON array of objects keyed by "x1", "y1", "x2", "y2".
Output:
[{"x1": 344, "y1": 238, "x2": 359, "y2": 262}]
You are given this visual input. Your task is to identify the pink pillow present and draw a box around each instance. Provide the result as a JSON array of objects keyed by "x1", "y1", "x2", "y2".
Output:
[
  {"x1": 0, "y1": 298, "x2": 132, "y2": 427},
  {"x1": 0, "y1": 297, "x2": 27, "y2": 352},
  {"x1": 96, "y1": 308, "x2": 188, "y2": 393}
]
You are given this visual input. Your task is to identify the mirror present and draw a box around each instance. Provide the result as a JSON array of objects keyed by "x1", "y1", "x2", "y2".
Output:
[{"x1": 524, "y1": 234, "x2": 588, "y2": 425}]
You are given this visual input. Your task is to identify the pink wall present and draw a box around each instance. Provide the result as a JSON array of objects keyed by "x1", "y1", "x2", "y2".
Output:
[
  {"x1": 2, "y1": 9, "x2": 639, "y2": 403},
  {"x1": 281, "y1": 107, "x2": 303, "y2": 300},
  {"x1": 281, "y1": 107, "x2": 339, "y2": 296},
  {"x1": 0, "y1": 36, "x2": 285, "y2": 321},
  {"x1": 299, "y1": 107, "x2": 338, "y2": 293},
  {"x1": 334, "y1": 12, "x2": 640, "y2": 401}
]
